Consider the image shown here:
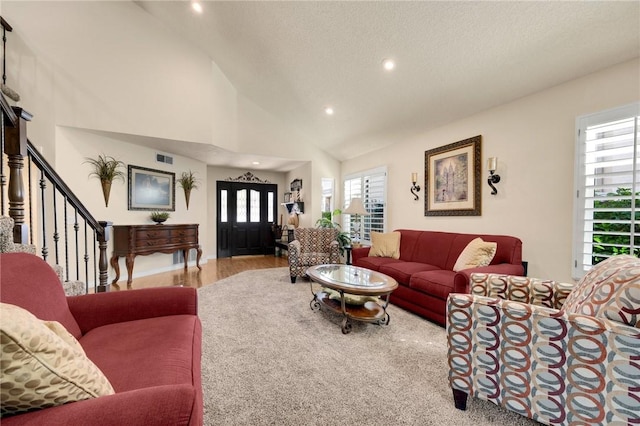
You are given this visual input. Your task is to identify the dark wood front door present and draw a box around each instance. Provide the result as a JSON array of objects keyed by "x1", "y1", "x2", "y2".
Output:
[{"x1": 216, "y1": 181, "x2": 277, "y2": 258}]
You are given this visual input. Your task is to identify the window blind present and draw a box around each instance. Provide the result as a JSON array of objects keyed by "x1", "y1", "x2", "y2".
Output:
[
  {"x1": 343, "y1": 167, "x2": 387, "y2": 243},
  {"x1": 573, "y1": 103, "x2": 640, "y2": 278}
]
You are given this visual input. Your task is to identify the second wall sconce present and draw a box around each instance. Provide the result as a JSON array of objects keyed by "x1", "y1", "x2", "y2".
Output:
[
  {"x1": 411, "y1": 172, "x2": 421, "y2": 200},
  {"x1": 487, "y1": 157, "x2": 501, "y2": 195}
]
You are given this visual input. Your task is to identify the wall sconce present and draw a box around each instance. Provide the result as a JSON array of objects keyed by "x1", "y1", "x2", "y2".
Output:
[
  {"x1": 411, "y1": 172, "x2": 421, "y2": 200},
  {"x1": 487, "y1": 157, "x2": 501, "y2": 195}
]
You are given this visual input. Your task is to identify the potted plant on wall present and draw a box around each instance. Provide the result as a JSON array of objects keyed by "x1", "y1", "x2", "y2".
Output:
[
  {"x1": 85, "y1": 154, "x2": 125, "y2": 207},
  {"x1": 178, "y1": 170, "x2": 199, "y2": 210}
]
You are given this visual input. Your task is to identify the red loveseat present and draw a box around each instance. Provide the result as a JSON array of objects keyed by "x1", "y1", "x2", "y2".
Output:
[
  {"x1": 352, "y1": 229, "x2": 524, "y2": 325},
  {"x1": 0, "y1": 253, "x2": 203, "y2": 426}
]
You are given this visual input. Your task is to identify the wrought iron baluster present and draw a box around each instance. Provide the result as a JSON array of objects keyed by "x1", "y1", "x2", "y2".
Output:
[
  {"x1": 93, "y1": 229, "x2": 97, "y2": 292},
  {"x1": 63, "y1": 199, "x2": 69, "y2": 280},
  {"x1": 28, "y1": 155, "x2": 33, "y2": 244},
  {"x1": 52, "y1": 187, "x2": 59, "y2": 266},
  {"x1": 74, "y1": 208, "x2": 79, "y2": 281},
  {"x1": 84, "y1": 221, "x2": 89, "y2": 294},
  {"x1": 39, "y1": 169, "x2": 48, "y2": 260},
  {"x1": 1, "y1": 111, "x2": 5, "y2": 216}
]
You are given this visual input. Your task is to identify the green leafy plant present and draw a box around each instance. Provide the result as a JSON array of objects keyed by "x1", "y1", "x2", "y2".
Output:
[
  {"x1": 84, "y1": 154, "x2": 125, "y2": 207},
  {"x1": 315, "y1": 209, "x2": 342, "y2": 228},
  {"x1": 315, "y1": 209, "x2": 351, "y2": 255},
  {"x1": 84, "y1": 154, "x2": 125, "y2": 182},
  {"x1": 592, "y1": 187, "x2": 640, "y2": 265},
  {"x1": 178, "y1": 170, "x2": 199, "y2": 209},
  {"x1": 150, "y1": 211, "x2": 170, "y2": 222},
  {"x1": 177, "y1": 170, "x2": 199, "y2": 191}
]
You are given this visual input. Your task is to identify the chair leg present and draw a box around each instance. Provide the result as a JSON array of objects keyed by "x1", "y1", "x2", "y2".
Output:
[
  {"x1": 290, "y1": 276, "x2": 297, "y2": 283},
  {"x1": 452, "y1": 389, "x2": 468, "y2": 410}
]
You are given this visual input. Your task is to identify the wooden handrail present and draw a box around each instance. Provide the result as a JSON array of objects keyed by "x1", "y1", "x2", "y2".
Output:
[
  {"x1": 26, "y1": 142, "x2": 106, "y2": 235},
  {"x1": 0, "y1": 85, "x2": 17, "y2": 126}
]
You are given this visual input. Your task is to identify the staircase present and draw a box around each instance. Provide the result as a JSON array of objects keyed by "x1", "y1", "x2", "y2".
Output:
[{"x1": 1, "y1": 92, "x2": 112, "y2": 292}]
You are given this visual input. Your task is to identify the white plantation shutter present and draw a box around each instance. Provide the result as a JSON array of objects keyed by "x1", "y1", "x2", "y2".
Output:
[
  {"x1": 343, "y1": 167, "x2": 387, "y2": 244},
  {"x1": 573, "y1": 102, "x2": 640, "y2": 278}
]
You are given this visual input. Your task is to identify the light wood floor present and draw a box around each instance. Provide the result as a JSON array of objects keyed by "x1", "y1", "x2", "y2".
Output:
[{"x1": 111, "y1": 255, "x2": 289, "y2": 291}]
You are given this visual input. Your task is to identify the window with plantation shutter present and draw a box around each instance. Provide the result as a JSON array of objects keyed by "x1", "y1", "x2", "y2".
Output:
[
  {"x1": 343, "y1": 167, "x2": 387, "y2": 244},
  {"x1": 573, "y1": 102, "x2": 640, "y2": 278}
]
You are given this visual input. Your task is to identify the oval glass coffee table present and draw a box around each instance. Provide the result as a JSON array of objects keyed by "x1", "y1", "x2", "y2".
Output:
[{"x1": 306, "y1": 264, "x2": 398, "y2": 334}]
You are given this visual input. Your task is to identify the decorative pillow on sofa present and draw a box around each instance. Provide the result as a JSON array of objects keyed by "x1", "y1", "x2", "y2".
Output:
[
  {"x1": 453, "y1": 238, "x2": 497, "y2": 272},
  {"x1": 369, "y1": 231, "x2": 401, "y2": 259},
  {"x1": 562, "y1": 255, "x2": 640, "y2": 327},
  {"x1": 0, "y1": 303, "x2": 114, "y2": 417}
]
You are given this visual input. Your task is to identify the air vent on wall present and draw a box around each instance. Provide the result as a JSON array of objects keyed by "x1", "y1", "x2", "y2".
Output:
[{"x1": 156, "y1": 153, "x2": 173, "y2": 165}]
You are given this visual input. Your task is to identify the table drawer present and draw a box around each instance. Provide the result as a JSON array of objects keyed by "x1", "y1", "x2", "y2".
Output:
[
  {"x1": 135, "y1": 229, "x2": 171, "y2": 240},
  {"x1": 170, "y1": 228, "x2": 197, "y2": 238}
]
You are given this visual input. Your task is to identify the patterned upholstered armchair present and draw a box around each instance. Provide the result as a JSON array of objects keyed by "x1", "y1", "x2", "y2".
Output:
[
  {"x1": 447, "y1": 255, "x2": 640, "y2": 425},
  {"x1": 288, "y1": 228, "x2": 340, "y2": 283}
]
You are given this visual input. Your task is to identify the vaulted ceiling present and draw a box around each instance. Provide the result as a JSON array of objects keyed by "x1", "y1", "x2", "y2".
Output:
[{"x1": 135, "y1": 1, "x2": 640, "y2": 165}]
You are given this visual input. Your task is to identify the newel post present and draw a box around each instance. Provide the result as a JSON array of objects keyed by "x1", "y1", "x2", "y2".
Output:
[
  {"x1": 97, "y1": 221, "x2": 112, "y2": 292},
  {"x1": 4, "y1": 106, "x2": 32, "y2": 243}
]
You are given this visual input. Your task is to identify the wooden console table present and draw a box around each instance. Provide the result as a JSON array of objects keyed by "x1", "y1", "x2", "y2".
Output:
[{"x1": 110, "y1": 224, "x2": 202, "y2": 285}]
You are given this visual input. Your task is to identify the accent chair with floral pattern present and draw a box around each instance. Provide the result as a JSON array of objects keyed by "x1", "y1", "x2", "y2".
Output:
[
  {"x1": 288, "y1": 228, "x2": 340, "y2": 283},
  {"x1": 447, "y1": 255, "x2": 640, "y2": 425}
]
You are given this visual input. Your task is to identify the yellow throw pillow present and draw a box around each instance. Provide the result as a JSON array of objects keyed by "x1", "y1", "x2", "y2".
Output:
[
  {"x1": 369, "y1": 231, "x2": 401, "y2": 259},
  {"x1": 453, "y1": 238, "x2": 497, "y2": 272},
  {"x1": 1, "y1": 303, "x2": 115, "y2": 418}
]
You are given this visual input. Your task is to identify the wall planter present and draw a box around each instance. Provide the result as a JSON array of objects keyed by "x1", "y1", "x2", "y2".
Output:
[
  {"x1": 177, "y1": 170, "x2": 199, "y2": 210},
  {"x1": 85, "y1": 154, "x2": 125, "y2": 207}
]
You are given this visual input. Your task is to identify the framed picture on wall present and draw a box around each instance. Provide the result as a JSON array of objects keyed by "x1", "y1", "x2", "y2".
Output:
[
  {"x1": 424, "y1": 135, "x2": 481, "y2": 216},
  {"x1": 284, "y1": 192, "x2": 292, "y2": 203},
  {"x1": 128, "y1": 165, "x2": 175, "y2": 211}
]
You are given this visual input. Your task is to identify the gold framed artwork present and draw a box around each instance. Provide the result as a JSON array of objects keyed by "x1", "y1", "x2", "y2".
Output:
[{"x1": 424, "y1": 135, "x2": 481, "y2": 216}]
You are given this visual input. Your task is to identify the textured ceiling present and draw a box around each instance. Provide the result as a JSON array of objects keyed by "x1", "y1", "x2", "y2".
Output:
[
  {"x1": 135, "y1": 1, "x2": 640, "y2": 165},
  {"x1": 22, "y1": 1, "x2": 640, "y2": 170}
]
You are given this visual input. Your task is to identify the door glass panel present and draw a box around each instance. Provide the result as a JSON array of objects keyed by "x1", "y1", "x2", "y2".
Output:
[
  {"x1": 250, "y1": 190, "x2": 260, "y2": 222},
  {"x1": 221, "y1": 190, "x2": 228, "y2": 222},
  {"x1": 237, "y1": 189, "x2": 247, "y2": 222},
  {"x1": 267, "y1": 192, "x2": 274, "y2": 222}
]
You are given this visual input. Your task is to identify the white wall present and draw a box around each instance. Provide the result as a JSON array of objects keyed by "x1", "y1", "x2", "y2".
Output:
[
  {"x1": 3, "y1": 1, "x2": 341, "y2": 280},
  {"x1": 55, "y1": 127, "x2": 208, "y2": 280},
  {"x1": 342, "y1": 59, "x2": 640, "y2": 282}
]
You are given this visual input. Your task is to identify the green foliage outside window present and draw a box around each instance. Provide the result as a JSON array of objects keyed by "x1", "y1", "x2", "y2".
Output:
[{"x1": 592, "y1": 187, "x2": 640, "y2": 265}]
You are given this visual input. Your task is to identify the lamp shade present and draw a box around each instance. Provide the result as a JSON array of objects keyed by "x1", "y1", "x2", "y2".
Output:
[{"x1": 343, "y1": 198, "x2": 370, "y2": 216}]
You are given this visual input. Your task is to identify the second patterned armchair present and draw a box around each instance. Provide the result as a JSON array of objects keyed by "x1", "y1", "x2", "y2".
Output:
[
  {"x1": 447, "y1": 255, "x2": 640, "y2": 425},
  {"x1": 288, "y1": 228, "x2": 340, "y2": 283}
]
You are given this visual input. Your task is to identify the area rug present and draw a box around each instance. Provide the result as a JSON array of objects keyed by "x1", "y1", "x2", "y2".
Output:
[{"x1": 198, "y1": 267, "x2": 539, "y2": 426}]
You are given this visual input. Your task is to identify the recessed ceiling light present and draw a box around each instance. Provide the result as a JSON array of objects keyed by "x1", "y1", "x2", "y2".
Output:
[
  {"x1": 192, "y1": 2, "x2": 203, "y2": 13},
  {"x1": 382, "y1": 59, "x2": 395, "y2": 71},
  {"x1": 324, "y1": 106, "x2": 334, "y2": 116},
  {"x1": 252, "y1": 161, "x2": 260, "y2": 165}
]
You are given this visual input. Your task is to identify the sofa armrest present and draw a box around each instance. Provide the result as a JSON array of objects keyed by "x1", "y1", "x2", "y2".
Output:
[
  {"x1": 468, "y1": 273, "x2": 576, "y2": 309},
  {"x1": 453, "y1": 263, "x2": 525, "y2": 293},
  {"x1": 446, "y1": 293, "x2": 639, "y2": 422},
  {"x1": 68, "y1": 287, "x2": 198, "y2": 334},
  {"x1": 1, "y1": 384, "x2": 199, "y2": 426},
  {"x1": 351, "y1": 246, "x2": 371, "y2": 264}
]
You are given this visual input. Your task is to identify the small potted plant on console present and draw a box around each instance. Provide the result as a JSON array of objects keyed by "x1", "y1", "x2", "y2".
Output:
[{"x1": 150, "y1": 211, "x2": 170, "y2": 224}]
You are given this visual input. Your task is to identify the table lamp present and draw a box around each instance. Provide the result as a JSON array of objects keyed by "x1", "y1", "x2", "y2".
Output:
[{"x1": 343, "y1": 197, "x2": 370, "y2": 248}]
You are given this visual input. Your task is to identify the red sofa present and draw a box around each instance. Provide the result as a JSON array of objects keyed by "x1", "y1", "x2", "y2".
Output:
[
  {"x1": 352, "y1": 229, "x2": 524, "y2": 325},
  {"x1": 0, "y1": 253, "x2": 203, "y2": 426}
]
